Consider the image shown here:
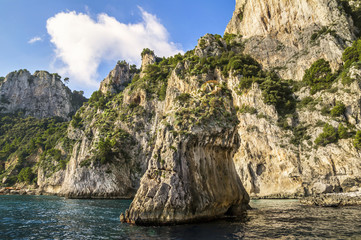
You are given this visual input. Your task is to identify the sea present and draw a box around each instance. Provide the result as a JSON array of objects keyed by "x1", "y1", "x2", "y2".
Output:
[{"x1": 0, "y1": 195, "x2": 360, "y2": 239}]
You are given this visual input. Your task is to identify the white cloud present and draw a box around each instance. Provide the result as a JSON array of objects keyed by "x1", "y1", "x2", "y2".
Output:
[
  {"x1": 28, "y1": 37, "x2": 42, "y2": 44},
  {"x1": 46, "y1": 8, "x2": 183, "y2": 88}
]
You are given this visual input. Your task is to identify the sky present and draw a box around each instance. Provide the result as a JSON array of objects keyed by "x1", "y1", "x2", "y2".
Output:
[{"x1": 0, "y1": 0, "x2": 235, "y2": 97}]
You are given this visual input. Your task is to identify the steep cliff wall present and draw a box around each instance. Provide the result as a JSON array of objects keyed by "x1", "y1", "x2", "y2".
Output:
[
  {"x1": 0, "y1": 69, "x2": 86, "y2": 120},
  {"x1": 225, "y1": 0, "x2": 358, "y2": 80},
  {"x1": 5, "y1": 0, "x2": 361, "y2": 225}
]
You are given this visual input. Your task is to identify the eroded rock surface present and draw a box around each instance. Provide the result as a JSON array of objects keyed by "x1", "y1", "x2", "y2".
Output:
[
  {"x1": 0, "y1": 69, "x2": 86, "y2": 120},
  {"x1": 225, "y1": 0, "x2": 357, "y2": 79}
]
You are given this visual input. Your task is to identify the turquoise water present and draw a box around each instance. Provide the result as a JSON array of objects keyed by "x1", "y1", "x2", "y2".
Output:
[{"x1": 0, "y1": 196, "x2": 361, "y2": 239}]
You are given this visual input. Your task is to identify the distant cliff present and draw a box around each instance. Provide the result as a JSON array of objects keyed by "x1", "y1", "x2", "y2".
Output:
[{"x1": 0, "y1": 69, "x2": 87, "y2": 120}]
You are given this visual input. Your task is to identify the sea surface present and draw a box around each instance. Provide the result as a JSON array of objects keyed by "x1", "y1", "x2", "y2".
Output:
[{"x1": 0, "y1": 195, "x2": 360, "y2": 239}]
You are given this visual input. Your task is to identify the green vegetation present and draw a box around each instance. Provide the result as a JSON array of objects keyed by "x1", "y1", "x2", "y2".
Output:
[
  {"x1": 128, "y1": 54, "x2": 183, "y2": 101},
  {"x1": 141, "y1": 48, "x2": 154, "y2": 58},
  {"x1": 338, "y1": 123, "x2": 348, "y2": 139},
  {"x1": 353, "y1": 130, "x2": 361, "y2": 150},
  {"x1": 260, "y1": 76, "x2": 295, "y2": 115},
  {"x1": 310, "y1": 26, "x2": 337, "y2": 42},
  {"x1": 303, "y1": 59, "x2": 336, "y2": 94},
  {"x1": 17, "y1": 167, "x2": 35, "y2": 183},
  {"x1": 238, "y1": 105, "x2": 257, "y2": 114},
  {"x1": 173, "y1": 85, "x2": 238, "y2": 131},
  {"x1": 0, "y1": 114, "x2": 72, "y2": 186},
  {"x1": 315, "y1": 123, "x2": 338, "y2": 146},
  {"x1": 94, "y1": 128, "x2": 135, "y2": 165},
  {"x1": 342, "y1": 38, "x2": 361, "y2": 68},
  {"x1": 290, "y1": 125, "x2": 310, "y2": 145},
  {"x1": 314, "y1": 123, "x2": 350, "y2": 147},
  {"x1": 330, "y1": 102, "x2": 346, "y2": 117},
  {"x1": 175, "y1": 93, "x2": 191, "y2": 104},
  {"x1": 71, "y1": 113, "x2": 83, "y2": 128},
  {"x1": 0, "y1": 77, "x2": 4, "y2": 83}
]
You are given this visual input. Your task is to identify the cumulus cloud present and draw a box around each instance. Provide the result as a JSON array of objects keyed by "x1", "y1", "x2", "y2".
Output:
[
  {"x1": 46, "y1": 8, "x2": 183, "y2": 87},
  {"x1": 28, "y1": 37, "x2": 42, "y2": 44}
]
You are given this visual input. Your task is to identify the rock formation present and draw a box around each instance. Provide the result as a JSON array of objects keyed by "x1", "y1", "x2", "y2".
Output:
[
  {"x1": 225, "y1": 0, "x2": 357, "y2": 80},
  {"x1": 121, "y1": 66, "x2": 249, "y2": 224},
  {"x1": 99, "y1": 61, "x2": 135, "y2": 95},
  {"x1": 0, "y1": 69, "x2": 86, "y2": 120},
  {"x1": 3, "y1": 0, "x2": 361, "y2": 225}
]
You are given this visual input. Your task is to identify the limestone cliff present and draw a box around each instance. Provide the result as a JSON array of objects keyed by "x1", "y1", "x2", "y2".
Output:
[
  {"x1": 225, "y1": 0, "x2": 358, "y2": 80},
  {"x1": 99, "y1": 61, "x2": 137, "y2": 95},
  {"x1": 0, "y1": 69, "x2": 86, "y2": 120},
  {"x1": 121, "y1": 63, "x2": 249, "y2": 224},
  {"x1": 5, "y1": 0, "x2": 361, "y2": 225}
]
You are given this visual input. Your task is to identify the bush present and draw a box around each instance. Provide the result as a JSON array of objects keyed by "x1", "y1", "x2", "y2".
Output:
[
  {"x1": 338, "y1": 124, "x2": 348, "y2": 139},
  {"x1": 330, "y1": 102, "x2": 346, "y2": 117},
  {"x1": 157, "y1": 83, "x2": 167, "y2": 101},
  {"x1": 175, "y1": 93, "x2": 191, "y2": 104},
  {"x1": 223, "y1": 33, "x2": 237, "y2": 46},
  {"x1": 303, "y1": 59, "x2": 335, "y2": 94},
  {"x1": 354, "y1": 130, "x2": 361, "y2": 150},
  {"x1": 342, "y1": 39, "x2": 361, "y2": 68},
  {"x1": 17, "y1": 167, "x2": 35, "y2": 183},
  {"x1": 141, "y1": 48, "x2": 154, "y2": 58},
  {"x1": 310, "y1": 26, "x2": 336, "y2": 42},
  {"x1": 260, "y1": 76, "x2": 295, "y2": 115},
  {"x1": 96, "y1": 138, "x2": 114, "y2": 164},
  {"x1": 238, "y1": 105, "x2": 257, "y2": 114},
  {"x1": 71, "y1": 113, "x2": 82, "y2": 128},
  {"x1": 315, "y1": 123, "x2": 338, "y2": 146}
]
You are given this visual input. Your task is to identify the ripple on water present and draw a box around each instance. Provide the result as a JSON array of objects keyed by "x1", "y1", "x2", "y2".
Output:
[{"x1": 0, "y1": 196, "x2": 361, "y2": 239}]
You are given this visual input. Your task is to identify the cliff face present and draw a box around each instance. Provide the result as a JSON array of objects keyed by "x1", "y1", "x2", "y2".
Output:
[
  {"x1": 0, "y1": 70, "x2": 86, "y2": 120},
  {"x1": 121, "y1": 63, "x2": 249, "y2": 224},
  {"x1": 8, "y1": 0, "x2": 361, "y2": 224},
  {"x1": 225, "y1": 0, "x2": 357, "y2": 80},
  {"x1": 222, "y1": 0, "x2": 361, "y2": 198},
  {"x1": 38, "y1": 38, "x2": 251, "y2": 223},
  {"x1": 99, "y1": 61, "x2": 135, "y2": 95}
]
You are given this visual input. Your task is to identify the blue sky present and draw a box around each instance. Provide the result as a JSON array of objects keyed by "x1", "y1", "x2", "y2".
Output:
[{"x1": 0, "y1": 0, "x2": 235, "y2": 96}]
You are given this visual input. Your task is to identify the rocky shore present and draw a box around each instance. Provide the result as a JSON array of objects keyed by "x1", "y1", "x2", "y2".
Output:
[
  {"x1": 301, "y1": 192, "x2": 361, "y2": 207},
  {"x1": 0, "y1": 187, "x2": 39, "y2": 196}
]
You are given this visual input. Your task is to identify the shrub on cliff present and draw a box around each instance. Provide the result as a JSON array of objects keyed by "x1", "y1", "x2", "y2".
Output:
[
  {"x1": 330, "y1": 102, "x2": 346, "y2": 117},
  {"x1": 141, "y1": 48, "x2": 154, "y2": 58},
  {"x1": 338, "y1": 123, "x2": 348, "y2": 139},
  {"x1": 353, "y1": 130, "x2": 361, "y2": 150},
  {"x1": 260, "y1": 76, "x2": 296, "y2": 115},
  {"x1": 342, "y1": 38, "x2": 361, "y2": 68},
  {"x1": 71, "y1": 113, "x2": 82, "y2": 128},
  {"x1": 303, "y1": 59, "x2": 335, "y2": 94},
  {"x1": 17, "y1": 167, "x2": 35, "y2": 183},
  {"x1": 315, "y1": 123, "x2": 338, "y2": 146}
]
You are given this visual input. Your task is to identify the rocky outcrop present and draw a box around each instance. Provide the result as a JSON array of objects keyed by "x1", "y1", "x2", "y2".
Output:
[
  {"x1": 230, "y1": 63, "x2": 361, "y2": 199},
  {"x1": 37, "y1": 62, "x2": 151, "y2": 198},
  {"x1": 0, "y1": 69, "x2": 86, "y2": 120},
  {"x1": 301, "y1": 191, "x2": 361, "y2": 206},
  {"x1": 99, "y1": 61, "x2": 134, "y2": 95},
  {"x1": 225, "y1": 0, "x2": 357, "y2": 80},
  {"x1": 121, "y1": 120, "x2": 249, "y2": 225}
]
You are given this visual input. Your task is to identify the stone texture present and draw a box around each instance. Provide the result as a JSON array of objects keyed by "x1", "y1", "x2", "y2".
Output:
[
  {"x1": 301, "y1": 191, "x2": 361, "y2": 206},
  {"x1": 99, "y1": 62, "x2": 133, "y2": 95},
  {"x1": 0, "y1": 69, "x2": 86, "y2": 120},
  {"x1": 225, "y1": 0, "x2": 357, "y2": 80},
  {"x1": 230, "y1": 63, "x2": 361, "y2": 199},
  {"x1": 121, "y1": 123, "x2": 249, "y2": 225}
]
